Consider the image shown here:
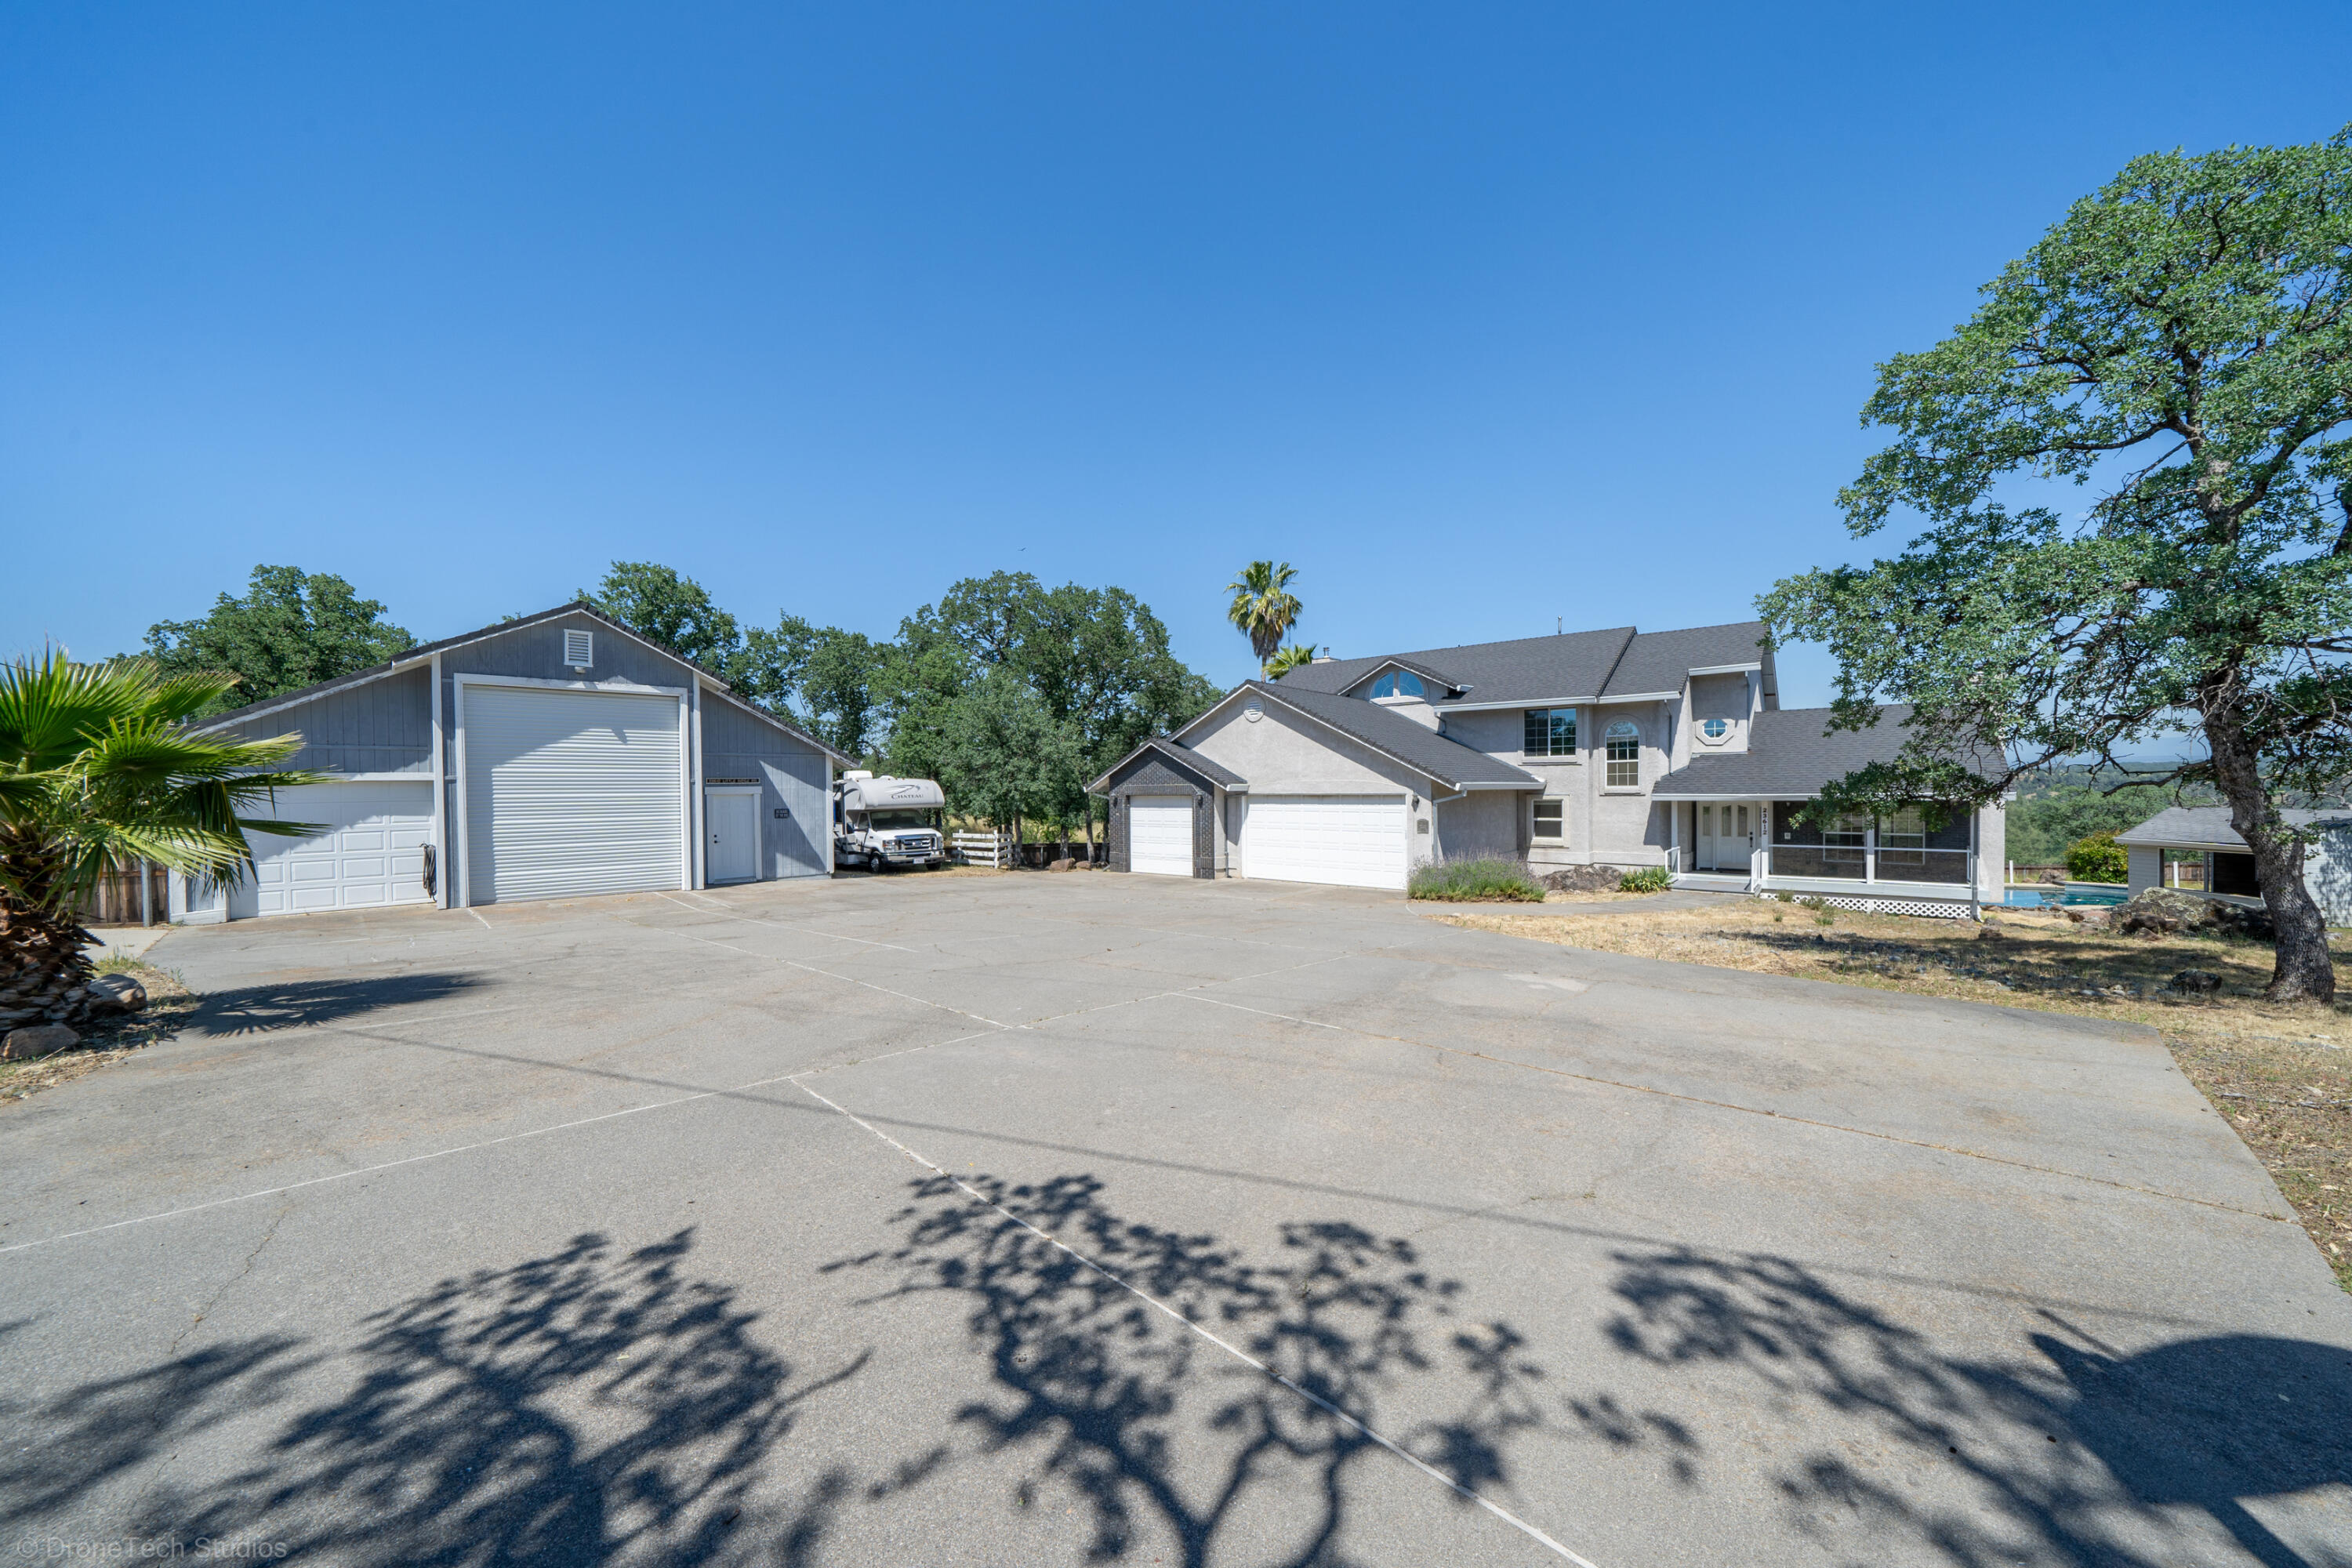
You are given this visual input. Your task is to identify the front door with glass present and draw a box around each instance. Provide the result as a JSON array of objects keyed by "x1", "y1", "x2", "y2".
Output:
[{"x1": 1698, "y1": 804, "x2": 1752, "y2": 873}]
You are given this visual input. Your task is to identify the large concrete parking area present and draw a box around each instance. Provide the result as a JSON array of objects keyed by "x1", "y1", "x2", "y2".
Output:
[{"x1": 3, "y1": 875, "x2": 2347, "y2": 1566}]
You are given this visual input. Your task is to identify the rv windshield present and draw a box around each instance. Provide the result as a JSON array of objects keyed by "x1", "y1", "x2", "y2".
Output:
[{"x1": 866, "y1": 809, "x2": 940, "y2": 830}]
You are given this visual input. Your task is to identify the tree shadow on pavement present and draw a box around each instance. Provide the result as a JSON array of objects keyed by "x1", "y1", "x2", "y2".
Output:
[
  {"x1": 2, "y1": 1230, "x2": 864, "y2": 1566},
  {"x1": 1593, "y1": 1244, "x2": 2352, "y2": 1568},
  {"x1": 829, "y1": 1171, "x2": 1555, "y2": 1568},
  {"x1": 187, "y1": 972, "x2": 486, "y2": 1036}
]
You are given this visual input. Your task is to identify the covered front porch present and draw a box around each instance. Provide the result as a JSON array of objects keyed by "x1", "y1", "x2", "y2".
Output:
[{"x1": 1662, "y1": 798, "x2": 1984, "y2": 914}]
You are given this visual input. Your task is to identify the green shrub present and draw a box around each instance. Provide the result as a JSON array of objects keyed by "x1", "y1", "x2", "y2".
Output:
[
  {"x1": 1407, "y1": 856, "x2": 1544, "y2": 902},
  {"x1": 2065, "y1": 829, "x2": 2129, "y2": 884},
  {"x1": 1617, "y1": 866, "x2": 1671, "y2": 894}
]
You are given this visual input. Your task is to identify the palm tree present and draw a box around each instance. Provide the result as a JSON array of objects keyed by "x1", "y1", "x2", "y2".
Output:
[
  {"x1": 2, "y1": 653, "x2": 320, "y2": 1032},
  {"x1": 1264, "y1": 644, "x2": 1319, "y2": 679},
  {"x1": 1225, "y1": 561, "x2": 1302, "y2": 675}
]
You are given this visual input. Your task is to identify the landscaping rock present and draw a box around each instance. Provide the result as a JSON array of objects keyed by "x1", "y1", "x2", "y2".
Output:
[
  {"x1": 1541, "y1": 865, "x2": 1624, "y2": 894},
  {"x1": 2, "y1": 1024, "x2": 79, "y2": 1061},
  {"x1": 2112, "y1": 887, "x2": 2275, "y2": 942},
  {"x1": 89, "y1": 974, "x2": 147, "y2": 1013},
  {"x1": 2114, "y1": 887, "x2": 2216, "y2": 937},
  {"x1": 1048, "y1": 857, "x2": 1080, "y2": 872},
  {"x1": 2169, "y1": 969, "x2": 2223, "y2": 996}
]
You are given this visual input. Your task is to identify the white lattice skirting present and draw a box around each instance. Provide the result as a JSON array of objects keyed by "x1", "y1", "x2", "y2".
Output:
[{"x1": 1775, "y1": 893, "x2": 1973, "y2": 919}]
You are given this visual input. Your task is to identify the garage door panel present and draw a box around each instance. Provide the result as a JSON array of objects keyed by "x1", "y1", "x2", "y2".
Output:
[
  {"x1": 465, "y1": 685, "x2": 684, "y2": 904},
  {"x1": 239, "y1": 782, "x2": 436, "y2": 916},
  {"x1": 1129, "y1": 797, "x2": 1195, "y2": 877},
  {"x1": 1241, "y1": 795, "x2": 1405, "y2": 891}
]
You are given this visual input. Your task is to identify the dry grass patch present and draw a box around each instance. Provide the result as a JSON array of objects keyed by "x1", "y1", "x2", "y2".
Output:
[
  {"x1": 0, "y1": 960, "x2": 195, "y2": 1107},
  {"x1": 1441, "y1": 899, "x2": 2352, "y2": 1291}
]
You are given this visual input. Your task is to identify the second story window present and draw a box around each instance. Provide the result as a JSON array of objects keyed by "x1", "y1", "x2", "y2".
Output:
[
  {"x1": 1605, "y1": 721, "x2": 1641, "y2": 786},
  {"x1": 1523, "y1": 707, "x2": 1576, "y2": 757},
  {"x1": 1370, "y1": 670, "x2": 1425, "y2": 699}
]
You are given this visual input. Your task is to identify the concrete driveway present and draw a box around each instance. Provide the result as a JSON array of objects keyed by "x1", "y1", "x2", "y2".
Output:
[{"x1": 2, "y1": 873, "x2": 2345, "y2": 1567}]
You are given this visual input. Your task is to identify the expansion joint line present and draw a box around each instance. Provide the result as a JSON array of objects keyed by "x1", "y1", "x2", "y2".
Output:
[{"x1": 793, "y1": 1077, "x2": 1604, "y2": 1568}]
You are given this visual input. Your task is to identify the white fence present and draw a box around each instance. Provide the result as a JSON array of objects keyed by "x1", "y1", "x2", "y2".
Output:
[{"x1": 953, "y1": 829, "x2": 1014, "y2": 869}]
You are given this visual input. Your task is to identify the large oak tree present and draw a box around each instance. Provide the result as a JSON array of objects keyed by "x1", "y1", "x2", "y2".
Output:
[{"x1": 1762, "y1": 129, "x2": 2352, "y2": 1002}]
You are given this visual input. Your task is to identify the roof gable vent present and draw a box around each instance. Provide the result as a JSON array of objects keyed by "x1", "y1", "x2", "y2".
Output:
[{"x1": 564, "y1": 629, "x2": 593, "y2": 670}]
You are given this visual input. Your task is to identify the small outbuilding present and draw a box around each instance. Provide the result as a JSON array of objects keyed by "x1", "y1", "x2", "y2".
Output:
[
  {"x1": 2114, "y1": 805, "x2": 2352, "y2": 922},
  {"x1": 172, "y1": 603, "x2": 852, "y2": 922}
]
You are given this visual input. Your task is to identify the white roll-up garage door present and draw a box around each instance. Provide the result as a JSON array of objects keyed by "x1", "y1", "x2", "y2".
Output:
[
  {"x1": 231, "y1": 782, "x2": 435, "y2": 917},
  {"x1": 464, "y1": 685, "x2": 684, "y2": 904},
  {"x1": 1240, "y1": 795, "x2": 1406, "y2": 890},
  {"x1": 1128, "y1": 796, "x2": 1195, "y2": 877}
]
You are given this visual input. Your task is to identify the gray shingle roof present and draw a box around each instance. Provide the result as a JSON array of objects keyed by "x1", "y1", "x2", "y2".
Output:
[
  {"x1": 1272, "y1": 627, "x2": 1638, "y2": 704},
  {"x1": 1272, "y1": 620, "x2": 1774, "y2": 708},
  {"x1": 1240, "y1": 681, "x2": 1538, "y2": 789},
  {"x1": 1086, "y1": 735, "x2": 1247, "y2": 794},
  {"x1": 191, "y1": 601, "x2": 855, "y2": 764},
  {"x1": 1599, "y1": 622, "x2": 1771, "y2": 698},
  {"x1": 2114, "y1": 805, "x2": 2349, "y2": 849},
  {"x1": 1651, "y1": 705, "x2": 1962, "y2": 797}
]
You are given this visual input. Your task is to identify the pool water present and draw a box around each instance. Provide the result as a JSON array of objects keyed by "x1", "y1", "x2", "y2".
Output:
[{"x1": 2001, "y1": 884, "x2": 2129, "y2": 909}]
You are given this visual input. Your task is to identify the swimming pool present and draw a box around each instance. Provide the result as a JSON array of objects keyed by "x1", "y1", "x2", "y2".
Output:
[{"x1": 2001, "y1": 884, "x2": 2129, "y2": 909}]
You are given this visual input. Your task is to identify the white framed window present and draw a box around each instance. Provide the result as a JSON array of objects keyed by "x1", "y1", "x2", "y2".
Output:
[
  {"x1": 1523, "y1": 708, "x2": 1576, "y2": 757},
  {"x1": 1533, "y1": 797, "x2": 1564, "y2": 841},
  {"x1": 1698, "y1": 717, "x2": 1730, "y2": 745},
  {"x1": 1371, "y1": 670, "x2": 1426, "y2": 699},
  {"x1": 563, "y1": 629, "x2": 594, "y2": 669},
  {"x1": 1604, "y1": 722, "x2": 1640, "y2": 787}
]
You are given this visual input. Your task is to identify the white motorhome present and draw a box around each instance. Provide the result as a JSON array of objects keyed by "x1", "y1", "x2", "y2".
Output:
[{"x1": 833, "y1": 771, "x2": 948, "y2": 870}]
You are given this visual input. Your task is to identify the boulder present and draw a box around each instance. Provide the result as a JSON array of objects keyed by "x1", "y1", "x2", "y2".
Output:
[
  {"x1": 1048, "y1": 857, "x2": 1080, "y2": 873},
  {"x1": 1541, "y1": 865, "x2": 1624, "y2": 894},
  {"x1": 2, "y1": 1024, "x2": 79, "y2": 1061},
  {"x1": 2114, "y1": 887, "x2": 2274, "y2": 942},
  {"x1": 89, "y1": 974, "x2": 147, "y2": 1013},
  {"x1": 2038, "y1": 869, "x2": 2067, "y2": 886},
  {"x1": 2169, "y1": 969, "x2": 2223, "y2": 996},
  {"x1": 2114, "y1": 887, "x2": 2217, "y2": 938}
]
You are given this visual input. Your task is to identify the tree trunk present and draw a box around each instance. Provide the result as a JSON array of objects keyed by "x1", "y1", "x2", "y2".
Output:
[
  {"x1": 2202, "y1": 684, "x2": 2336, "y2": 1003},
  {"x1": 0, "y1": 830, "x2": 101, "y2": 1030}
]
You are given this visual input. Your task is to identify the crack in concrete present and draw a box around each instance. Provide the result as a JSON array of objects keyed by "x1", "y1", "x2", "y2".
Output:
[{"x1": 168, "y1": 1203, "x2": 288, "y2": 1356}]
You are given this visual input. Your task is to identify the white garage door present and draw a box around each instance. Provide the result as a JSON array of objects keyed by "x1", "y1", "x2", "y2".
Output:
[
  {"x1": 233, "y1": 782, "x2": 434, "y2": 917},
  {"x1": 1240, "y1": 795, "x2": 1406, "y2": 891},
  {"x1": 464, "y1": 685, "x2": 684, "y2": 904},
  {"x1": 1128, "y1": 796, "x2": 1195, "y2": 877}
]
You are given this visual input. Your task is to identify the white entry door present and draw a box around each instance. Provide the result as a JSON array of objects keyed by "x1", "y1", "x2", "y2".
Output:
[
  {"x1": 706, "y1": 789, "x2": 760, "y2": 884},
  {"x1": 1699, "y1": 804, "x2": 1752, "y2": 873},
  {"x1": 231, "y1": 781, "x2": 435, "y2": 917},
  {"x1": 1128, "y1": 796, "x2": 1195, "y2": 877},
  {"x1": 1240, "y1": 795, "x2": 1406, "y2": 890},
  {"x1": 463, "y1": 684, "x2": 684, "y2": 904}
]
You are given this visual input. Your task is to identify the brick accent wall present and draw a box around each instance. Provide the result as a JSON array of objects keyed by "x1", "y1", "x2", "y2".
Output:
[{"x1": 1102, "y1": 751, "x2": 1219, "y2": 879}]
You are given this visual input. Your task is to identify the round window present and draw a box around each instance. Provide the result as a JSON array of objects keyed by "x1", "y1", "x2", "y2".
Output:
[{"x1": 1700, "y1": 717, "x2": 1730, "y2": 743}]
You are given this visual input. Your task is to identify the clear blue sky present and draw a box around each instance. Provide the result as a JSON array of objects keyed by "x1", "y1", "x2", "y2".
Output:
[{"x1": 5, "y1": 3, "x2": 2348, "y2": 705}]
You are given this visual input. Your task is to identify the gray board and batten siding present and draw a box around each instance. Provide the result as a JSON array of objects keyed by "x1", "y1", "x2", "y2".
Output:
[{"x1": 183, "y1": 604, "x2": 844, "y2": 920}]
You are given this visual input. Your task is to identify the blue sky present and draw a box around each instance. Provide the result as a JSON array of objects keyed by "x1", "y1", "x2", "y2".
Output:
[{"x1": 5, "y1": 3, "x2": 2349, "y2": 706}]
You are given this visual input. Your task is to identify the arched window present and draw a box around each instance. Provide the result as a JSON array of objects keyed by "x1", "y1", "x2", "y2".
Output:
[
  {"x1": 1605, "y1": 721, "x2": 1640, "y2": 787},
  {"x1": 1370, "y1": 670, "x2": 1425, "y2": 699}
]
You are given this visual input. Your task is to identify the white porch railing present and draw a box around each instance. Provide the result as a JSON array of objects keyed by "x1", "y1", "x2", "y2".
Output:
[{"x1": 952, "y1": 829, "x2": 1013, "y2": 869}]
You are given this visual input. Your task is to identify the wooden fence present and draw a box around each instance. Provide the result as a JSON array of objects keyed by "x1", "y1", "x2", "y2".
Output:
[
  {"x1": 952, "y1": 830, "x2": 1013, "y2": 869},
  {"x1": 73, "y1": 863, "x2": 169, "y2": 927}
]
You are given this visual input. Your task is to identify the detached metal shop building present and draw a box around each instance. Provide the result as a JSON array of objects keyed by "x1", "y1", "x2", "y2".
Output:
[{"x1": 171, "y1": 604, "x2": 850, "y2": 923}]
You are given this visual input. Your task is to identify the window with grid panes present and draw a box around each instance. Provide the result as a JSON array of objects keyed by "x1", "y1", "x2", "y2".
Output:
[
  {"x1": 1605, "y1": 722, "x2": 1640, "y2": 786},
  {"x1": 1522, "y1": 708, "x2": 1576, "y2": 757}
]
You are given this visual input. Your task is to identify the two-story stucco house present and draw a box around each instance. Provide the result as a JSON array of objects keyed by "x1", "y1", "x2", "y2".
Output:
[{"x1": 1090, "y1": 619, "x2": 2005, "y2": 916}]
